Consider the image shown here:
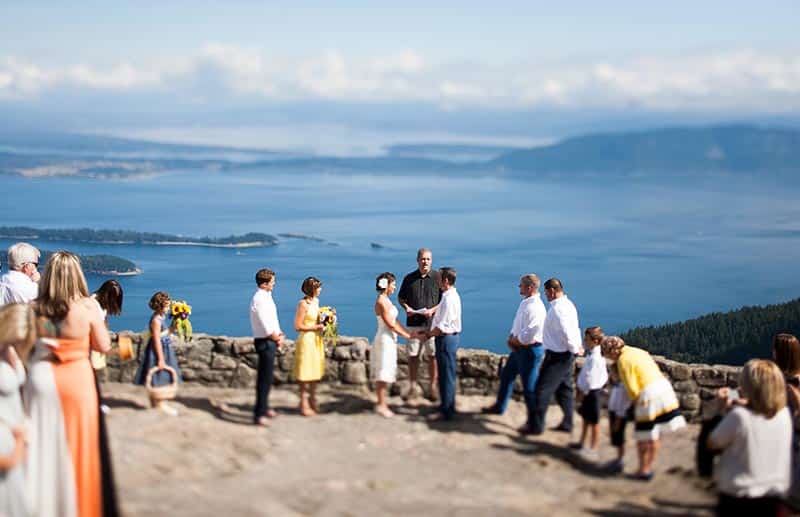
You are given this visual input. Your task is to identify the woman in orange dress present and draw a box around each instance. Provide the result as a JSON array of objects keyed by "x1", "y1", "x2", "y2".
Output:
[{"x1": 25, "y1": 251, "x2": 118, "y2": 517}]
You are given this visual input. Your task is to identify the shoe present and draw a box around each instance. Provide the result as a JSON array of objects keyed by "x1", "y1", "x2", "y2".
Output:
[
  {"x1": 254, "y1": 416, "x2": 271, "y2": 427},
  {"x1": 264, "y1": 409, "x2": 277, "y2": 418},
  {"x1": 100, "y1": 404, "x2": 111, "y2": 415},
  {"x1": 375, "y1": 406, "x2": 395, "y2": 418},
  {"x1": 629, "y1": 471, "x2": 655, "y2": 482},
  {"x1": 427, "y1": 411, "x2": 454, "y2": 422},
  {"x1": 567, "y1": 442, "x2": 583, "y2": 450},
  {"x1": 517, "y1": 424, "x2": 541, "y2": 436},
  {"x1": 158, "y1": 403, "x2": 179, "y2": 417},
  {"x1": 577, "y1": 447, "x2": 599, "y2": 462},
  {"x1": 551, "y1": 423, "x2": 572, "y2": 433},
  {"x1": 604, "y1": 459, "x2": 624, "y2": 474},
  {"x1": 481, "y1": 405, "x2": 502, "y2": 415}
]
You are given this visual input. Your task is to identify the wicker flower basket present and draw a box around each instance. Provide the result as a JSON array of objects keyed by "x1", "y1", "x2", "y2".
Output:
[{"x1": 144, "y1": 366, "x2": 179, "y2": 401}]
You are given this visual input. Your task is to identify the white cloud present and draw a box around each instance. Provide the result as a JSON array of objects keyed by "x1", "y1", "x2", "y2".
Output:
[{"x1": 1, "y1": 46, "x2": 799, "y2": 112}]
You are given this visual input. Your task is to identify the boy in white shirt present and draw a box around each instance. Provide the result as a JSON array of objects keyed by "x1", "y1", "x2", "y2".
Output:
[{"x1": 570, "y1": 326, "x2": 608, "y2": 461}]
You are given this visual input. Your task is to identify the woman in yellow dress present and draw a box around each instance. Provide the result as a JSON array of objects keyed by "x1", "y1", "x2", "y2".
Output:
[{"x1": 293, "y1": 277, "x2": 325, "y2": 416}]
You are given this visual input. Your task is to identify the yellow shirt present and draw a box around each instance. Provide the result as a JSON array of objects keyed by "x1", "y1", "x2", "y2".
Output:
[{"x1": 616, "y1": 345, "x2": 664, "y2": 402}]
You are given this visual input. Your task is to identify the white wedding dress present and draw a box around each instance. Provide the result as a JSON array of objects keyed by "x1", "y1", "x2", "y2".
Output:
[{"x1": 370, "y1": 303, "x2": 398, "y2": 382}]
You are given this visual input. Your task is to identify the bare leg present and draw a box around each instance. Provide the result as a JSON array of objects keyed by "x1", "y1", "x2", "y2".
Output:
[
  {"x1": 579, "y1": 420, "x2": 588, "y2": 447},
  {"x1": 309, "y1": 382, "x2": 319, "y2": 413},
  {"x1": 429, "y1": 356, "x2": 439, "y2": 398},
  {"x1": 636, "y1": 440, "x2": 647, "y2": 474},
  {"x1": 299, "y1": 382, "x2": 315, "y2": 416},
  {"x1": 375, "y1": 381, "x2": 394, "y2": 417},
  {"x1": 589, "y1": 423, "x2": 599, "y2": 450},
  {"x1": 407, "y1": 355, "x2": 420, "y2": 398}
]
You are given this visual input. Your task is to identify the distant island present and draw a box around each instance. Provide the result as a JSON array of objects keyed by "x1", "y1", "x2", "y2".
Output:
[
  {"x1": 39, "y1": 250, "x2": 141, "y2": 276},
  {"x1": 278, "y1": 233, "x2": 326, "y2": 242},
  {"x1": 621, "y1": 297, "x2": 800, "y2": 365},
  {"x1": 0, "y1": 227, "x2": 279, "y2": 248}
]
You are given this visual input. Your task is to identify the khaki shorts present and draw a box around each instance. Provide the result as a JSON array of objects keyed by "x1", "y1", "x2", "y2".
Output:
[{"x1": 406, "y1": 326, "x2": 436, "y2": 358}]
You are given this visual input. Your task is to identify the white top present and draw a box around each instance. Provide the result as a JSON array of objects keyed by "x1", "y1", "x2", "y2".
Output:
[
  {"x1": 0, "y1": 270, "x2": 38, "y2": 305},
  {"x1": 541, "y1": 295, "x2": 583, "y2": 355},
  {"x1": 430, "y1": 288, "x2": 461, "y2": 334},
  {"x1": 608, "y1": 382, "x2": 631, "y2": 416},
  {"x1": 710, "y1": 406, "x2": 792, "y2": 498},
  {"x1": 90, "y1": 294, "x2": 107, "y2": 320},
  {"x1": 577, "y1": 346, "x2": 609, "y2": 393},
  {"x1": 509, "y1": 294, "x2": 546, "y2": 345},
  {"x1": 249, "y1": 289, "x2": 281, "y2": 339}
]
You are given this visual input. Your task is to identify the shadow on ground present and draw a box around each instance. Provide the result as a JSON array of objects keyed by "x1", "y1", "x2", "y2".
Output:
[{"x1": 588, "y1": 497, "x2": 714, "y2": 516}]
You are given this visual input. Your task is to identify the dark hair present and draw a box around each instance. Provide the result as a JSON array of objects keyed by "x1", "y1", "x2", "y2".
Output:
[
  {"x1": 301, "y1": 277, "x2": 321, "y2": 297},
  {"x1": 255, "y1": 268, "x2": 275, "y2": 286},
  {"x1": 774, "y1": 333, "x2": 800, "y2": 376},
  {"x1": 148, "y1": 291, "x2": 170, "y2": 311},
  {"x1": 584, "y1": 326, "x2": 605, "y2": 344},
  {"x1": 94, "y1": 279, "x2": 123, "y2": 316},
  {"x1": 375, "y1": 272, "x2": 396, "y2": 292},
  {"x1": 439, "y1": 267, "x2": 457, "y2": 286},
  {"x1": 544, "y1": 278, "x2": 563, "y2": 291}
]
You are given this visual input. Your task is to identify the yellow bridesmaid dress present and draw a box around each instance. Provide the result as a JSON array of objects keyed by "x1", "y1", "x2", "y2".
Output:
[{"x1": 293, "y1": 300, "x2": 325, "y2": 381}]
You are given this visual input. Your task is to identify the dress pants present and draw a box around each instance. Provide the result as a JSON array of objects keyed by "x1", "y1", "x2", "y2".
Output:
[
  {"x1": 528, "y1": 350, "x2": 575, "y2": 433},
  {"x1": 494, "y1": 346, "x2": 544, "y2": 414},
  {"x1": 253, "y1": 338, "x2": 277, "y2": 421},
  {"x1": 435, "y1": 334, "x2": 459, "y2": 420}
]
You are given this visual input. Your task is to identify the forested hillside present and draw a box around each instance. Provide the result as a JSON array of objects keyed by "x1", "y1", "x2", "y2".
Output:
[{"x1": 620, "y1": 298, "x2": 800, "y2": 365}]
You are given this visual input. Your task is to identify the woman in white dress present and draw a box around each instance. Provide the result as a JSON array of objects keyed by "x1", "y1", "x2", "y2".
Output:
[{"x1": 371, "y1": 273, "x2": 412, "y2": 418}]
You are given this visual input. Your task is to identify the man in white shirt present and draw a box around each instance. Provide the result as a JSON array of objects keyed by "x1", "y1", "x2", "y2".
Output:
[
  {"x1": 0, "y1": 242, "x2": 41, "y2": 306},
  {"x1": 422, "y1": 267, "x2": 461, "y2": 421},
  {"x1": 521, "y1": 278, "x2": 583, "y2": 435},
  {"x1": 250, "y1": 268, "x2": 284, "y2": 426},
  {"x1": 482, "y1": 274, "x2": 546, "y2": 417}
]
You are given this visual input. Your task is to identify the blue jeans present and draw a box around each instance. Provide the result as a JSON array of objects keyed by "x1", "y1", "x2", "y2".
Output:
[
  {"x1": 494, "y1": 345, "x2": 544, "y2": 414},
  {"x1": 435, "y1": 334, "x2": 459, "y2": 419},
  {"x1": 528, "y1": 350, "x2": 576, "y2": 433}
]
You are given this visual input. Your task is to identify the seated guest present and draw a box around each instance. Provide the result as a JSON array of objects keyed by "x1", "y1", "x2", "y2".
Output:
[
  {"x1": 773, "y1": 333, "x2": 800, "y2": 511},
  {"x1": 708, "y1": 359, "x2": 792, "y2": 516},
  {"x1": 601, "y1": 336, "x2": 686, "y2": 481},
  {"x1": 0, "y1": 242, "x2": 41, "y2": 305}
]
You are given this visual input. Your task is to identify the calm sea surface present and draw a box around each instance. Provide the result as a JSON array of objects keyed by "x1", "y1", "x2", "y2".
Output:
[{"x1": 2, "y1": 169, "x2": 799, "y2": 354}]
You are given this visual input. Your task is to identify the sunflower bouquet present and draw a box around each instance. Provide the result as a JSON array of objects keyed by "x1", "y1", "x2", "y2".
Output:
[
  {"x1": 318, "y1": 306, "x2": 338, "y2": 345},
  {"x1": 170, "y1": 300, "x2": 193, "y2": 341}
]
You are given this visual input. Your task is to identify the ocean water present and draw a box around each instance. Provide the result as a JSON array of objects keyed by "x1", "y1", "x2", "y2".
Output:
[{"x1": 2, "y1": 169, "x2": 799, "y2": 354}]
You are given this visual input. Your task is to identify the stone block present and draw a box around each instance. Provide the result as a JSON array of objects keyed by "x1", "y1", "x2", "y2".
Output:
[
  {"x1": 199, "y1": 370, "x2": 231, "y2": 385},
  {"x1": 279, "y1": 353, "x2": 295, "y2": 372},
  {"x1": 397, "y1": 346, "x2": 409, "y2": 365},
  {"x1": 231, "y1": 363, "x2": 257, "y2": 388},
  {"x1": 693, "y1": 367, "x2": 727, "y2": 387},
  {"x1": 242, "y1": 353, "x2": 259, "y2": 369},
  {"x1": 273, "y1": 368, "x2": 289, "y2": 385},
  {"x1": 351, "y1": 339, "x2": 369, "y2": 360},
  {"x1": 680, "y1": 393, "x2": 701, "y2": 411},
  {"x1": 396, "y1": 364, "x2": 409, "y2": 381},
  {"x1": 181, "y1": 368, "x2": 198, "y2": 382},
  {"x1": 232, "y1": 338, "x2": 255, "y2": 356},
  {"x1": 324, "y1": 361, "x2": 341, "y2": 383},
  {"x1": 459, "y1": 352, "x2": 497, "y2": 378},
  {"x1": 673, "y1": 380, "x2": 698, "y2": 393},
  {"x1": 210, "y1": 354, "x2": 238, "y2": 370},
  {"x1": 118, "y1": 361, "x2": 140, "y2": 383},
  {"x1": 334, "y1": 345, "x2": 352, "y2": 361},
  {"x1": 213, "y1": 337, "x2": 233, "y2": 354},
  {"x1": 342, "y1": 362, "x2": 368, "y2": 384}
]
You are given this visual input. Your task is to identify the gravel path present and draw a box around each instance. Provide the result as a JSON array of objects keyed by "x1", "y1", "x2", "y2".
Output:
[{"x1": 102, "y1": 383, "x2": 716, "y2": 516}]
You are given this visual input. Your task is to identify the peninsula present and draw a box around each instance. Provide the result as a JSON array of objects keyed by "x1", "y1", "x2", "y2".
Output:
[
  {"x1": 0, "y1": 227, "x2": 279, "y2": 248},
  {"x1": 39, "y1": 250, "x2": 141, "y2": 276}
]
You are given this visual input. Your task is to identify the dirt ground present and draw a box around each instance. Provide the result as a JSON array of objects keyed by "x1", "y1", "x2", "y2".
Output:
[{"x1": 102, "y1": 382, "x2": 716, "y2": 516}]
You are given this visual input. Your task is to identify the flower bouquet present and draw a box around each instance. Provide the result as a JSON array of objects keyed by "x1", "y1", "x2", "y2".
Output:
[
  {"x1": 170, "y1": 300, "x2": 193, "y2": 341},
  {"x1": 318, "y1": 306, "x2": 338, "y2": 345}
]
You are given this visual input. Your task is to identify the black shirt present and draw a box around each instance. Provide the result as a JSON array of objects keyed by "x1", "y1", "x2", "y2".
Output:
[{"x1": 398, "y1": 269, "x2": 441, "y2": 327}]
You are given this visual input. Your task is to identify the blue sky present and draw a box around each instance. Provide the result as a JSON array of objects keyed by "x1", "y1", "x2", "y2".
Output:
[{"x1": 2, "y1": 1, "x2": 799, "y2": 152}]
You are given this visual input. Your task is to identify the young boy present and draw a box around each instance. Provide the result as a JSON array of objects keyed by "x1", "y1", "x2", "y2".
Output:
[{"x1": 570, "y1": 326, "x2": 608, "y2": 461}]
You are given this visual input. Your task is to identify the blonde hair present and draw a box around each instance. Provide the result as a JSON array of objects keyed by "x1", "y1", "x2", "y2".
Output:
[
  {"x1": 36, "y1": 250, "x2": 89, "y2": 320},
  {"x1": 739, "y1": 359, "x2": 786, "y2": 418},
  {"x1": 601, "y1": 335, "x2": 626, "y2": 357},
  {"x1": 0, "y1": 303, "x2": 37, "y2": 362}
]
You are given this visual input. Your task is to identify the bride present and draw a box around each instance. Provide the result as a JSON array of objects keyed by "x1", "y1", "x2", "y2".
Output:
[{"x1": 371, "y1": 272, "x2": 413, "y2": 418}]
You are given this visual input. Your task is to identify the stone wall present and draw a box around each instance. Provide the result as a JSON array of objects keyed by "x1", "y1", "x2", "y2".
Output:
[{"x1": 104, "y1": 332, "x2": 741, "y2": 422}]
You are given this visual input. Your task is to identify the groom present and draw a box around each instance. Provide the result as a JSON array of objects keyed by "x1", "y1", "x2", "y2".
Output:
[{"x1": 420, "y1": 267, "x2": 461, "y2": 421}]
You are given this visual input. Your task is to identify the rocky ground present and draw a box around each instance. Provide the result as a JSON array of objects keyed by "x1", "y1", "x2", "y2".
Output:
[{"x1": 103, "y1": 382, "x2": 716, "y2": 516}]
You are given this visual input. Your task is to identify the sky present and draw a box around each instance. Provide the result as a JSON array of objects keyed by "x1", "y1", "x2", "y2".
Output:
[{"x1": 1, "y1": 1, "x2": 799, "y2": 153}]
